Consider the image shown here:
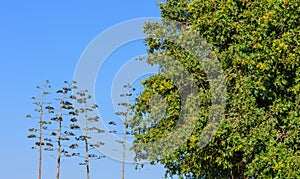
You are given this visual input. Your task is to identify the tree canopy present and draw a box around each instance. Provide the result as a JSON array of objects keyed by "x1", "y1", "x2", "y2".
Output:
[{"x1": 130, "y1": 0, "x2": 300, "y2": 178}]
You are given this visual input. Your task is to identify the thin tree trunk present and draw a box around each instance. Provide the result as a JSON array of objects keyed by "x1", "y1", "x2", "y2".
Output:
[
  {"x1": 121, "y1": 86, "x2": 131, "y2": 179},
  {"x1": 56, "y1": 142, "x2": 61, "y2": 179},
  {"x1": 56, "y1": 104, "x2": 63, "y2": 179},
  {"x1": 85, "y1": 108, "x2": 90, "y2": 179},
  {"x1": 38, "y1": 114, "x2": 42, "y2": 179},
  {"x1": 38, "y1": 91, "x2": 45, "y2": 179},
  {"x1": 85, "y1": 137, "x2": 90, "y2": 179},
  {"x1": 56, "y1": 121, "x2": 61, "y2": 179},
  {"x1": 122, "y1": 120, "x2": 126, "y2": 179}
]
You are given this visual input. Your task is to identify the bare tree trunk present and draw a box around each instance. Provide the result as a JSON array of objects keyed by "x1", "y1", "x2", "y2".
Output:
[
  {"x1": 85, "y1": 137, "x2": 90, "y2": 179},
  {"x1": 56, "y1": 146, "x2": 61, "y2": 179},
  {"x1": 38, "y1": 115, "x2": 42, "y2": 179},
  {"x1": 121, "y1": 85, "x2": 132, "y2": 179},
  {"x1": 56, "y1": 90, "x2": 69, "y2": 179},
  {"x1": 56, "y1": 106, "x2": 63, "y2": 179},
  {"x1": 122, "y1": 120, "x2": 126, "y2": 179},
  {"x1": 56, "y1": 127, "x2": 61, "y2": 179},
  {"x1": 84, "y1": 108, "x2": 90, "y2": 179},
  {"x1": 38, "y1": 91, "x2": 45, "y2": 179}
]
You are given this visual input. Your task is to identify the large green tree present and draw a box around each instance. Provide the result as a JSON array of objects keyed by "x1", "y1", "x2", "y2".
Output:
[{"x1": 130, "y1": 0, "x2": 299, "y2": 178}]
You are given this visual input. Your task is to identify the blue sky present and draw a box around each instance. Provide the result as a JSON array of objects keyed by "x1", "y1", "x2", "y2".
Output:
[{"x1": 0, "y1": 1, "x2": 178, "y2": 178}]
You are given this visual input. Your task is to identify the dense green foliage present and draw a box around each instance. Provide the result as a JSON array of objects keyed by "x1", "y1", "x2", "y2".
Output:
[{"x1": 130, "y1": 0, "x2": 300, "y2": 178}]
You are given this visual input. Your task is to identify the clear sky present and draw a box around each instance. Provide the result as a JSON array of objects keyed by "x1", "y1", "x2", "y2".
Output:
[{"x1": 0, "y1": 1, "x2": 178, "y2": 178}]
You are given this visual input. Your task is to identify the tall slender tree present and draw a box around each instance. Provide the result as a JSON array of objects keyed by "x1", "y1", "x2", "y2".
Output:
[
  {"x1": 109, "y1": 84, "x2": 136, "y2": 179},
  {"x1": 50, "y1": 81, "x2": 79, "y2": 179},
  {"x1": 27, "y1": 80, "x2": 82, "y2": 179},
  {"x1": 73, "y1": 89, "x2": 105, "y2": 179},
  {"x1": 26, "y1": 80, "x2": 52, "y2": 179}
]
